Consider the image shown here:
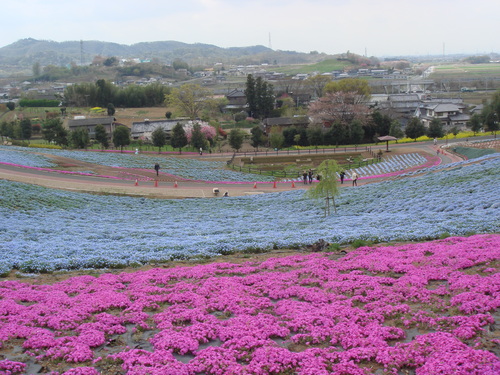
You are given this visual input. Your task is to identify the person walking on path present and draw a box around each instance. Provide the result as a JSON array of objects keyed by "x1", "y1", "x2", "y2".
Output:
[
  {"x1": 308, "y1": 169, "x2": 313, "y2": 184},
  {"x1": 303, "y1": 171, "x2": 308, "y2": 185},
  {"x1": 154, "y1": 163, "x2": 160, "y2": 176},
  {"x1": 351, "y1": 171, "x2": 359, "y2": 186},
  {"x1": 340, "y1": 170, "x2": 346, "y2": 184}
]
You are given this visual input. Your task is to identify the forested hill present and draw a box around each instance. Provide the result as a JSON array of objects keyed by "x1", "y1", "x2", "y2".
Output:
[{"x1": 0, "y1": 38, "x2": 329, "y2": 68}]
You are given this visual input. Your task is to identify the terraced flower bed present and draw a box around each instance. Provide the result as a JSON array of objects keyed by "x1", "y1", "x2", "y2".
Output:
[
  {"x1": 0, "y1": 235, "x2": 498, "y2": 374},
  {"x1": 0, "y1": 154, "x2": 498, "y2": 274}
]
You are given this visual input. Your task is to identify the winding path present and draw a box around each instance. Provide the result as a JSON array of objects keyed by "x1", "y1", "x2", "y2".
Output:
[{"x1": 0, "y1": 140, "x2": 466, "y2": 199}]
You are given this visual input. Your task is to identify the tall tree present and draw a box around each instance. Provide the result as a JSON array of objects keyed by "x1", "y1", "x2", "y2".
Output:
[
  {"x1": 268, "y1": 127, "x2": 284, "y2": 150},
  {"x1": 307, "y1": 159, "x2": 341, "y2": 216},
  {"x1": 151, "y1": 127, "x2": 167, "y2": 153},
  {"x1": 389, "y1": 120, "x2": 405, "y2": 139},
  {"x1": 94, "y1": 124, "x2": 109, "y2": 149},
  {"x1": 250, "y1": 125, "x2": 266, "y2": 150},
  {"x1": 165, "y1": 84, "x2": 211, "y2": 119},
  {"x1": 468, "y1": 113, "x2": 483, "y2": 135},
  {"x1": 244, "y1": 74, "x2": 257, "y2": 118},
  {"x1": 306, "y1": 75, "x2": 332, "y2": 98},
  {"x1": 427, "y1": 118, "x2": 445, "y2": 138},
  {"x1": 228, "y1": 128, "x2": 244, "y2": 152},
  {"x1": 324, "y1": 78, "x2": 371, "y2": 101},
  {"x1": 42, "y1": 118, "x2": 68, "y2": 146},
  {"x1": 350, "y1": 120, "x2": 365, "y2": 145},
  {"x1": 405, "y1": 117, "x2": 426, "y2": 141},
  {"x1": 244, "y1": 75, "x2": 274, "y2": 119},
  {"x1": 170, "y1": 122, "x2": 188, "y2": 154},
  {"x1": 107, "y1": 103, "x2": 116, "y2": 116},
  {"x1": 20, "y1": 119, "x2": 32, "y2": 141},
  {"x1": 112, "y1": 125, "x2": 130, "y2": 152},
  {"x1": 70, "y1": 127, "x2": 90, "y2": 149},
  {"x1": 482, "y1": 90, "x2": 500, "y2": 137},
  {"x1": 190, "y1": 123, "x2": 207, "y2": 150}
]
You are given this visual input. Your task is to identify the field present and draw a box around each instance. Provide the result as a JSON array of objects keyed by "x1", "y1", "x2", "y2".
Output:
[
  {"x1": 0, "y1": 146, "x2": 499, "y2": 374},
  {"x1": 430, "y1": 63, "x2": 500, "y2": 79}
]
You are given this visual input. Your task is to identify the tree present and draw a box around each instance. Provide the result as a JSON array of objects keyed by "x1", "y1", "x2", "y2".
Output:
[
  {"x1": 268, "y1": 127, "x2": 284, "y2": 150},
  {"x1": 32, "y1": 61, "x2": 41, "y2": 77},
  {"x1": 389, "y1": 120, "x2": 405, "y2": 139},
  {"x1": 244, "y1": 74, "x2": 257, "y2": 118},
  {"x1": 244, "y1": 75, "x2": 275, "y2": 119},
  {"x1": 427, "y1": 118, "x2": 445, "y2": 138},
  {"x1": 94, "y1": 124, "x2": 109, "y2": 149},
  {"x1": 349, "y1": 120, "x2": 365, "y2": 145},
  {"x1": 228, "y1": 128, "x2": 244, "y2": 152},
  {"x1": 250, "y1": 125, "x2": 266, "y2": 150},
  {"x1": 151, "y1": 127, "x2": 167, "y2": 153},
  {"x1": 113, "y1": 125, "x2": 130, "y2": 152},
  {"x1": 482, "y1": 90, "x2": 500, "y2": 137},
  {"x1": 324, "y1": 78, "x2": 371, "y2": 101},
  {"x1": 42, "y1": 118, "x2": 68, "y2": 146},
  {"x1": 70, "y1": 127, "x2": 90, "y2": 149},
  {"x1": 405, "y1": 117, "x2": 426, "y2": 141},
  {"x1": 306, "y1": 126, "x2": 323, "y2": 147},
  {"x1": 20, "y1": 119, "x2": 32, "y2": 141},
  {"x1": 107, "y1": 103, "x2": 116, "y2": 116},
  {"x1": 282, "y1": 127, "x2": 298, "y2": 148},
  {"x1": 308, "y1": 91, "x2": 371, "y2": 131},
  {"x1": 165, "y1": 84, "x2": 211, "y2": 119},
  {"x1": 6, "y1": 102, "x2": 15, "y2": 111},
  {"x1": 306, "y1": 75, "x2": 332, "y2": 98},
  {"x1": 95, "y1": 79, "x2": 115, "y2": 107},
  {"x1": 170, "y1": 122, "x2": 188, "y2": 153},
  {"x1": 369, "y1": 111, "x2": 392, "y2": 140},
  {"x1": 307, "y1": 159, "x2": 341, "y2": 216},
  {"x1": 190, "y1": 123, "x2": 207, "y2": 150},
  {"x1": 468, "y1": 113, "x2": 483, "y2": 135}
]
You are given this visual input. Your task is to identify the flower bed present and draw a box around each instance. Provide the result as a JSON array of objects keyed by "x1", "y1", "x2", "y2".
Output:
[
  {"x1": 0, "y1": 146, "x2": 275, "y2": 182},
  {"x1": 0, "y1": 155, "x2": 498, "y2": 274},
  {"x1": 0, "y1": 235, "x2": 498, "y2": 374}
]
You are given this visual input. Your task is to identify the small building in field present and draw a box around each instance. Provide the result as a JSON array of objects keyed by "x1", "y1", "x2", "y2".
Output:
[
  {"x1": 262, "y1": 116, "x2": 310, "y2": 135},
  {"x1": 66, "y1": 116, "x2": 117, "y2": 139}
]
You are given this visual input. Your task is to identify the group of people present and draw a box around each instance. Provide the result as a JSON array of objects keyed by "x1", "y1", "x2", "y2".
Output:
[
  {"x1": 302, "y1": 169, "x2": 315, "y2": 184},
  {"x1": 339, "y1": 170, "x2": 359, "y2": 186},
  {"x1": 340, "y1": 170, "x2": 359, "y2": 186}
]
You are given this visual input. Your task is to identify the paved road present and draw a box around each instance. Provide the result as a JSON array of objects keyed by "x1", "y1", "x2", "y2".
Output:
[{"x1": 0, "y1": 139, "x2": 471, "y2": 199}]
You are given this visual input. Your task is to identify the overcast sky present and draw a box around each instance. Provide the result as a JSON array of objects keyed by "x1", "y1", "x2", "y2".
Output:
[{"x1": 2, "y1": 0, "x2": 498, "y2": 57}]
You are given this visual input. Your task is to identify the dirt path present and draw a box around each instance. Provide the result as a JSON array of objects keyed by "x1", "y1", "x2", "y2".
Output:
[{"x1": 0, "y1": 142, "x2": 467, "y2": 199}]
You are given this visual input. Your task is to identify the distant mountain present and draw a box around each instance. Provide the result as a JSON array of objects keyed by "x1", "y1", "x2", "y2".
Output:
[{"x1": 0, "y1": 38, "x2": 329, "y2": 69}]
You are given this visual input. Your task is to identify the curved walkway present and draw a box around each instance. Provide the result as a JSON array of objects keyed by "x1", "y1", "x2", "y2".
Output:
[{"x1": 0, "y1": 140, "x2": 467, "y2": 199}]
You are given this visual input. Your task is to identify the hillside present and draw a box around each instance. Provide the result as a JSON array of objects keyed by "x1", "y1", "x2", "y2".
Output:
[{"x1": 0, "y1": 38, "x2": 332, "y2": 73}]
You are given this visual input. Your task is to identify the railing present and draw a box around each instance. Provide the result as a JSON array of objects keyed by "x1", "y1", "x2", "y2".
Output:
[{"x1": 228, "y1": 153, "x2": 380, "y2": 179}]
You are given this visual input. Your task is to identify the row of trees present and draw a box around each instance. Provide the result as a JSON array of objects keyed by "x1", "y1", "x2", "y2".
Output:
[{"x1": 64, "y1": 80, "x2": 170, "y2": 108}]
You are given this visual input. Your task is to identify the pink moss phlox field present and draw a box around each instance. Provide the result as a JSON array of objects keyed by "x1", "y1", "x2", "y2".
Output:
[{"x1": 0, "y1": 235, "x2": 499, "y2": 374}]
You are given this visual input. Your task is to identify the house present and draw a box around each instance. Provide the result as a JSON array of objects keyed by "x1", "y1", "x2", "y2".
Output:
[
  {"x1": 130, "y1": 119, "x2": 210, "y2": 141},
  {"x1": 66, "y1": 116, "x2": 117, "y2": 139},
  {"x1": 130, "y1": 119, "x2": 179, "y2": 140},
  {"x1": 415, "y1": 103, "x2": 470, "y2": 130},
  {"x1": 262, "y1": 116, "x2": 310, "y2": 135},
  {"x1": 225, "y1": 89, "x2": 247, "y2": 112}
]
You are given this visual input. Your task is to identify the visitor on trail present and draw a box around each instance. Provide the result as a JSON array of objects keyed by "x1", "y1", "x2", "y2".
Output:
[
  {"x1": 352, "y1": 171, "x2": 359, "y2": 186},
  {"x1": 223, "y1": 191, "x2": 229, "y2": 197},
  {"x1": 340, "y1": 170, "x2": 346, "y2": 184},
  {"x1": 303, "y1": 171, "x2": 308, "y2": 185},
  {"x1": 199, "y1": 147, "x2": 203, "y2": 155},
  {"x1": 308, "y1": 170, "x2": 313, "y2": 184},
  {"x1": 433, "y1": 138, "x2": 437, "y2": 145},
  {"x1": 154, "y1": 163, "x2": 160, "y2": 176}
]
